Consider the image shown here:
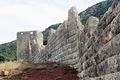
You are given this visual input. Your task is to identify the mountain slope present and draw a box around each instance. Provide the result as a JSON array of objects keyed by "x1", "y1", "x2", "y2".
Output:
[
  {"x1": 0, "y1": 41, "x2": 16, "y2": 61},
  {"x1": 0, "y1": 0, "x2": 113, "y2": 61},
  {"x1": 43, "y1": 23, "x2": 61, "y2": 45},
  {"x1": 79, "y1": 0, "x2": 113, "y2": 25}
]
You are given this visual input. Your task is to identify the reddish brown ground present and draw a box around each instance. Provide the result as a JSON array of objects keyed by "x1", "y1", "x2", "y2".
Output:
[{"x1": 3, "y1": 62, "x2": 79, "y2": 80}]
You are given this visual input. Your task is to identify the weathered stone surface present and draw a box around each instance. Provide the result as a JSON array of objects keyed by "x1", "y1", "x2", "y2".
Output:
[
  {"x1": 77, "y1": 0, "x2": 120, "y2": 79},
  {"x1": 48, "y1": 28, "x2": 56, "y2": 41},
  {"x1": 86, "y1": 16, "x2": 99, "y2": 35},
  {"x1": 17, "y1": 31, "x2": 44, "y2": 62},
  {"x1": 44, "y1": 6, "x2": 83, "y2": 67}
]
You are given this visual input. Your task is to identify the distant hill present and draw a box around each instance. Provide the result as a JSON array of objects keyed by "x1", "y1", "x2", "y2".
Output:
[
  {"x1": 0, "y1": 0, "x2": 113, "y2": 61},
  {"x1": 42, "y1": 23, "x2": 61, "y2": 45},
  {"x1": 79, "y1": 0, "x2": 113, "y2": 25},
  {"x1": 0, "y1": 41, "x2": 16, "y2": 61}
]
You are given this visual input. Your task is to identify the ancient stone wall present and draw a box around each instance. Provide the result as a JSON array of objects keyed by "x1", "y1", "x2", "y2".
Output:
[
  {"x1": 77, "y1": 0, "x2": 120, "y2": 79},
  {"x1": 17, "y1": 31, "x2": 44, "y2": 62},
  {"x1": 43, "y1": 7, "x2": 83, "y2": 71},
  {"x1": 42, "y1": 0, "x2": 120, "y2": 79},
  {"x1": 17, "y1": 0, "x2": 120, "y2": 79}
]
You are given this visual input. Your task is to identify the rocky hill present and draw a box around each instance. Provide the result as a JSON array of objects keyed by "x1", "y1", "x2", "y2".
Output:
[{"x1": 0, "y1": 0, "x2": 113, "y2": 61}]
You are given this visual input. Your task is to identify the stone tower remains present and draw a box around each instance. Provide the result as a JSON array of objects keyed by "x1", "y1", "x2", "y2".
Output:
[{"x1": 17, "y1": 31, "x2": 44, "y2": 62}]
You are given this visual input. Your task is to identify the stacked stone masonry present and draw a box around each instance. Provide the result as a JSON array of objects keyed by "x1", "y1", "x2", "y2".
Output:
[
  {"x1": 17, "y1": 31, "x2": 45, "y2": 63},
  {"x1": 17, "y1": 0, "x2": 120, "y2": 80}
]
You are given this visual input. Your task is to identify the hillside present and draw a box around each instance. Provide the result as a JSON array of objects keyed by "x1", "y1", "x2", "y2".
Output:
[
  {"x1": 79, "y1": 0, "x2": 113, "y2": 25},
  {"x1": 0, "y1": 0, "x2": 113, "y2": 61},
  {"x1": 42, "y1": 23, "x2": 61, "y2": 45},
  {"x1": 0, "y1": 41, "x2": 16, "y2": 61}
]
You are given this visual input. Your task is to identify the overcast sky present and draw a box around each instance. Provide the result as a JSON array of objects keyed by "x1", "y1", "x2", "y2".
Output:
[{"x1": 0, "y1": 0, "x2": 104, "y2": 44}]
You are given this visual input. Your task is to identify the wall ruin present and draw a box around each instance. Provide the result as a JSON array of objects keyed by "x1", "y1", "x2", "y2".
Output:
[
  {"x1": 17, "y1": 0, "x2": 120, "y2": 79},
  {"x1": 17, "y1": 31, "x2": 44, "y2": 62}
]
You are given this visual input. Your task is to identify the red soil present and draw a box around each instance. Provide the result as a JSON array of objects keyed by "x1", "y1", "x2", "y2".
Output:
[
  {"x1": 28, "y1": 63, "x2": 78, "y2": 80},
  {"x1": 5, "y1": 62, "x2": 79, "y2": 80}
]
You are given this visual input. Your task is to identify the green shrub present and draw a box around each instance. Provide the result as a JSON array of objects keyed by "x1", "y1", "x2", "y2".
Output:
[{"x1": 0, "y1": 56, "x2": 5, "y2": 61}]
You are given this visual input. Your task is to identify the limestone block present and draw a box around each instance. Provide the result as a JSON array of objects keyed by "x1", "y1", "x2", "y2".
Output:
[
  {"x1": 107, "y1": 55, "x2": 118, "y2": 73},
  {"x1": 67, "y1": 6, "x2": 83, "y2": 31},
  {"x1": 69, "y1": 29, "x2": 78, "y2": 37},
  {"x1": 97, "y1": 60, "x2": 108, "y2": 76},
  {"x1": 62, "y1": 51, "x2": 79, "y2": 60},
  {"x1": 83, "y1": 36, "x2": 96, "y2": 52},
  {"x1": 62, "y1": 57, "x2": 79, "y2": 65},
  {"x1": 67, "y1": 34, "x2": 77, "y2": 43},
  {"x1": 111, "y1": 13, "x2": 120, "y2": 37},
  {"x1": 71, "y1": 40, "x2": 77, "y2": 48},
  {"x1": 82, "y1": 57, "x2": 96, "y2": 70},
  {"x1": 104, "y1": 72, "x2": 120, "y2": 80},
  {"x1": 85, "y1": 16, "x2": 99, "y2": 35},
  {"x1": 85, "y1": 66, "x2": 97, "y2": 77},
  {"x1": 48, "y1": 29, "x2": 56, "y2": 40}
]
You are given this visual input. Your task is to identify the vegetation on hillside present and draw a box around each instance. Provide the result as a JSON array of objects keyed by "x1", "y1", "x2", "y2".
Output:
[
  {"x1": 0, "y1": 41, "x2": 16, "y2": 61},
  {"x1": 0, "y1": 0, "x2": 113, "y2": 61},
  {"x1": 42, "y1": 23, "x2": 61, "y2": 45},
  {"x1": 79, "y1": 0, "x2": 113, "y2": 25}
]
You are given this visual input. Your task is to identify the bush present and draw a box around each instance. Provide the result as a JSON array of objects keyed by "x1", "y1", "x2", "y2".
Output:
[{"x1": 0, "y1": 56, "x2": 5, "y2": 61}]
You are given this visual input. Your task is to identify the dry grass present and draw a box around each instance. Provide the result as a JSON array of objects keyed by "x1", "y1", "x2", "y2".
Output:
[
  {"x1": 0, "y1": 61, "x2": 32, "y2": 70},
  {"x1": 0, "y1": 61, "x2": 32, "y2": 77}
]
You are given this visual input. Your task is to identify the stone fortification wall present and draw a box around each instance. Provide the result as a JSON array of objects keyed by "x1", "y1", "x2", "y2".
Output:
[
  {"x1": 77, "y1": 0, "x2": 120, "y2": 79},
  {"x1": 44, "y1": 7, "x2": 83, "y2": 70},
  {"x1": 40, "y1": 0, "x2": 120, "y2": 79},
  {"x1": 17, "y1": 0, "x2": 120, "y2": 79}
]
